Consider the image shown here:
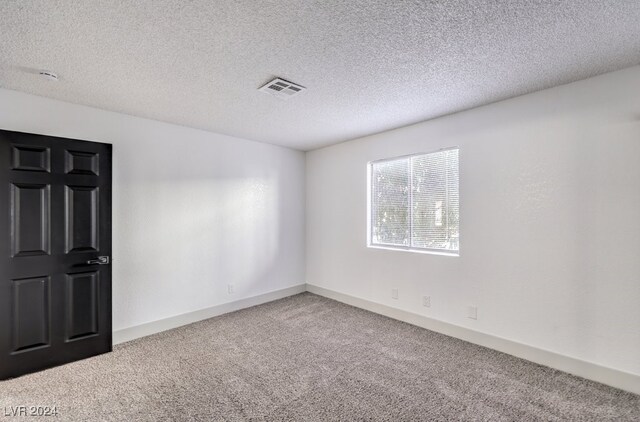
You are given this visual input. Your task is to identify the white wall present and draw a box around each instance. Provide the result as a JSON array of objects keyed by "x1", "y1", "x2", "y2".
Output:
[
  {"x1": 306, "y1": 66, "x2": 640, "y2": 376},
  {"x1": 0, "y1": 88, "x2": 306, "y2": 332}
]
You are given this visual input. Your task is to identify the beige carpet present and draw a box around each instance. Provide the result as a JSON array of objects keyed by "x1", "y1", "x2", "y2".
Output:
[{"x1": 1, "y1": 293, "x2": 638, "y2": 421}]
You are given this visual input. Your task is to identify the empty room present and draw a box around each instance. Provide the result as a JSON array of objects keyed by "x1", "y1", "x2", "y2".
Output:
[{"x1": 1, "y1": 1, "x2": 639, "y2": 420}]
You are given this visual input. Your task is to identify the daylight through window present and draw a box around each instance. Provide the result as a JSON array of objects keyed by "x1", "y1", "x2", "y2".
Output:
[{"x1": 369, "y1": 148, "x2": 459, "y2": 254}]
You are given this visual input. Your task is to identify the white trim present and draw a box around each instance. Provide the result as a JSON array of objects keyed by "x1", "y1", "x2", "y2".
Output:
[
  {"x1": 111, "y1": 282, "x2": 639, "y2": 395},
  {"x1": 112, "y1": 284, "x2": 306, "y2": 345},
  {"x1": 366, "y1": 162, "x2": 373, "y2": 246},
  {"x1": 306, "y1": 283, "x2": 640, "y2": 395},
  {"x1": 367, "y1": 244, "x2": 459, "y2": 257}
]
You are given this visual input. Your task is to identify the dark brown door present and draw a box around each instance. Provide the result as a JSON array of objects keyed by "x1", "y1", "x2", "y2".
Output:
[{"x1": 0, "y1": 129, "x2": 112, "y2": 379}]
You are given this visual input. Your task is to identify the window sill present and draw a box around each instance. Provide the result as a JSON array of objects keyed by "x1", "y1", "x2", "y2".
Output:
[{"x1": 367, "y1": 244, "x2": 459, "y2": 257}]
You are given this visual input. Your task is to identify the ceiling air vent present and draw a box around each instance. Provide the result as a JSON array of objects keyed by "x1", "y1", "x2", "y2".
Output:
[{"x1": 259, "y1": 78, "x2": 305, "y2": 100}]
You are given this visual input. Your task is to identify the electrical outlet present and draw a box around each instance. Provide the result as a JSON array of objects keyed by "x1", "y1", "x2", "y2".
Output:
[
  {"x1": 467, "y1": 306, "x2": 478, "y2": 320},
  {"x1": 227, "y1": 284, "x2": 235, "y2": 294},
  {"x1": 422, "y1": 296, "x2": 431, "y2": 308},
  {"x1": 391, "y1": 288, "x2": 399, "y2": 300}
]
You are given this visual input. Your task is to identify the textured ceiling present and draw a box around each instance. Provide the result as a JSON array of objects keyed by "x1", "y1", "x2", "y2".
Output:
[{"x1": 1, "y1": 1, "x2": 639, "y2": 150}]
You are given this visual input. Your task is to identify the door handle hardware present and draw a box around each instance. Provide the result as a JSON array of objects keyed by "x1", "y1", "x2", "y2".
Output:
[{"x1": 87, "y1": 256, "x2": 110, "y2": 265}]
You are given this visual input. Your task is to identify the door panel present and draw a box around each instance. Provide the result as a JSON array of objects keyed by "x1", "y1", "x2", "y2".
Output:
[
  {"x1": 11, "y1": 276, "x2": 50, "y2": 353},
  {"x1": 0, "y1": 129, "x2": 112, "y2": 379},
  {"x1": 65, "y1": 150, "x2": 99, "y2": 176},
  {"x1": 65, "y1": 271, "x2": 99, "y2": 341},
  {"x1": 65, "y1": 186, "x2": 99, "y2": 253},
  {"x1": 11, "y1": 145, "x2": 50, "y2": 172},
  {"x1": 11, "y1": 183, "x2": 51, "y2": 257}
]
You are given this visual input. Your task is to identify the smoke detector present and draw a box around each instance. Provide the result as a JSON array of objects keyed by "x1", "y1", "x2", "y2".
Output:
[
  {"x1": 39, "y1": 71, "x2": 59, "y2": 82},
  {"x1": 259, "y1": 78, "x2": 305, "y2": 100}
]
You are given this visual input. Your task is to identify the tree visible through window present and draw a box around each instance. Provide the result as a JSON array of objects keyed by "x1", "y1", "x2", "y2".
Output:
[{"x1": 369, "y1": 148, "x2": 459, "y2": 254}]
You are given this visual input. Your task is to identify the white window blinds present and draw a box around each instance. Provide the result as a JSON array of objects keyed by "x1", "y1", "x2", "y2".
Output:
[
  {"x1": 370, "y1": 148, "x2": 459, "y2": 254},
  {"x1": 371, "y1": 158, "x2": 410, "y2": 247}
]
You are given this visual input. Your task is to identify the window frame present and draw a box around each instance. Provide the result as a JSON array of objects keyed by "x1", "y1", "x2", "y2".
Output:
[{"x1": 366, "y1": 147, "x2": 460, "y2": 257}]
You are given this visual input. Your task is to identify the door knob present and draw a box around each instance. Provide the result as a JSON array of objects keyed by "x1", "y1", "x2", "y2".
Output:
[{"x1": 87, "y1": 256, "x2": 110, "y2": 265}]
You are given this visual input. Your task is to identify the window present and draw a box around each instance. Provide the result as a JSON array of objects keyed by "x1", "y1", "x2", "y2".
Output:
[{"x1": 368, "y1": 148, "x2": 459, "y2": 255}]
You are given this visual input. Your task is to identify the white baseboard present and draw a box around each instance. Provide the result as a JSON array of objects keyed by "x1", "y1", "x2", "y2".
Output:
[
  {"x1": 113, "y1": 284, "x2": 306, "y2": 345},
  {"x1": 112, "y1": 282, "x2": 638, "y2": 395},
  {"x1": 306, "y1": 284, "x2": 640, "y2": 395}
]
